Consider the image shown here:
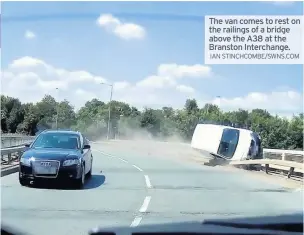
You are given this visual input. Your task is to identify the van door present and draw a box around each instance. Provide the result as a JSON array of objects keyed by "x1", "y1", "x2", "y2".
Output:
[{"x1": 217, "y1": 128, "x2": 240, "y2": 159}]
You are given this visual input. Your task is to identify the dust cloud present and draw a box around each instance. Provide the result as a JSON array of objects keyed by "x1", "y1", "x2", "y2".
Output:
[{"x1": 89, "y1": 124, "x2": 214, "y2": 164}]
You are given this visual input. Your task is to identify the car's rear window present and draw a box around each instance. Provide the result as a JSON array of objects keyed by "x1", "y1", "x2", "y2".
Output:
[{"x1": 32, "y1": 133, "x2": 80, "y2": 149}]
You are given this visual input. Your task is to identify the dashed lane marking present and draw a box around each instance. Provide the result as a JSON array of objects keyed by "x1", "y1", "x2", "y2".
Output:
[
  {"x1": 139, "y1": 196, "x2": 151, "y2": 213},
  {"x1": 132, "y1": 164, "x2": 143, "y2": 172},
  {"x1": 144, "y1": 175, "x2": 152, "y2": 188},
  {"x1": 130, "y1": 216, "x2": 142, "y2": 227}
]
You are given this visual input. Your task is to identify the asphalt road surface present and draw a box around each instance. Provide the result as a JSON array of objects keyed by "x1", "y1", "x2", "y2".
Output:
[{"x1": 1, "y1": 141, "x2": 303, "y2": 235}]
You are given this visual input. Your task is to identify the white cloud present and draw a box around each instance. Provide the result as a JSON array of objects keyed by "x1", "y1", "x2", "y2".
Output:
[
  {"x1": 114, "y1": 81, "x2": 131, "y2": 91},
  {"x1": 1, "y1": 56, "x2": 302, "y2": 117},
  {"x1": 158, "y1": 64, "x2": 212, "y2": 78},
  {"x1": 1, "y1": 57, "x2": 207, "y2": 110},
  {"x1": 10, "y1": 56, "x2": 45, "y2": 68},
  {"x1": 97, "y1": 14, "x2": 146, "y2": 40},
  {"x1": 1, "y1": 57, "x2": 108, "y2": 107},
  {"x1": 136, "y1": 75, "x2": 176, "y2": 89},
  {"x1": 75, "y1": 89, "x2": 98, "y2": 99},
  {"x1": 207, "y1": 91, "x2": 303, "y2": 116},
  {"x1": 176, "y1": 85, "x2": 195, "y2": 93},
  {"x1": 25, "y1": 30, "x2": 36, "y2": 39},
  {"x1": 136, "y1": 63, "x2": 212, "y2": 90}
]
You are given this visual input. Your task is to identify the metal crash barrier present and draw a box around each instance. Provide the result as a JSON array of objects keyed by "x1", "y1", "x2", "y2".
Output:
[
  {"x1": 229, "y1": 149, "x2": 304, "y2": 179},
  {"x1": 1, "y1": 135, "x2": 35, "y2": 165}
]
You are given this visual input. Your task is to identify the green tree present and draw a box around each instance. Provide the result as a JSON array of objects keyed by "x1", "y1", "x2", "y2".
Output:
[
  {"x1": 140, "y1": 108, "x2": 161, "y2": 137},
  {"x1": 1, "y1": 96, "x2": 25, "y2": 133},
  {"x1": 57, "y1": 100, "x2": 76, "y2": 129},
  {"x1": 1, "y1": 94, "x2": 302, "y2": 150}
]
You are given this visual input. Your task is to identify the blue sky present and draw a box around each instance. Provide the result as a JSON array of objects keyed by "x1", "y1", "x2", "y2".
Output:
[{"x1": 1, "y1": 1, "x2": 303, "y2": 116}]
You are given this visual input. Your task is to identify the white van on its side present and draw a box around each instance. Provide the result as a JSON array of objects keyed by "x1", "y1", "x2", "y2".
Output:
[{"x1": 191, "y1": 124, "x2": 262, "y2": 161}]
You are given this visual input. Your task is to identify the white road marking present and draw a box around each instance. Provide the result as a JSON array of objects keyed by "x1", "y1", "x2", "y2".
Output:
[
  {"x1": 93, "y1": 148, "x2": 151, "y2": 228},
  {"x1": 119, "y1": 158, "x2": 128, "y2": 163},
  {"x1": 93, "y1": 150, "x2": 129, "y2": 163},
  {"x1": 144, "y1": 175, "x2": 152, "y2": 188},
  {"x1": 93, "y1": 149, "x2": 113, "y2": 157},
  {"x1": 130, "y1": 216, "x2": 142, "y2": 227},
  {"x1": 139, "y1": 196, "x2": 151, "y2": 213},
  {"x1": 132, "y1": 164, "x2": 143, "y2": 172},
  {"x1": 130, "y1": 196, "x2": 152, "y2": 227}
]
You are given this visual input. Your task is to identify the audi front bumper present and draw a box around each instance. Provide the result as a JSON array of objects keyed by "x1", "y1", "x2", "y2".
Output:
[{"x1": 19, "y1": 163, "x2": 82, "y2": 182}]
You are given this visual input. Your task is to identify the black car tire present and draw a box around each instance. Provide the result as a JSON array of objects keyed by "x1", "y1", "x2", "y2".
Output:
[
  {"x1": 73, "y1": 164, "x2": 85, "y2": 189},
  {"x1": 86, "y1": 157, "x2": 92, "y2": 178},
  {"x1": 19, "y1": 175, "x2": 27, "y2": 186}
]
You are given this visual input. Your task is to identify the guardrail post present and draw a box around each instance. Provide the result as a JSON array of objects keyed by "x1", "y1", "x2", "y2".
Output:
[
  {"x1": 282, "y1": 153, "x2": 285, "y2": 161},
  {"x1": 17, "y1": 151, "x2": 22, "y2": 160},
  {"x1": 7, "y1": 153, "x2": 12, "y2": 164},
  {"x1": 265, "y1": 164, "x2": 269, "y2": 174},
  {"x1": 287, "y1": 167, "x2": 294, "y2": 179}
]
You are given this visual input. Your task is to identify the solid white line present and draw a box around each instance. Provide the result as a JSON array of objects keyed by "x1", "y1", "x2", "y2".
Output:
[
  {"x1": 144, "y1": 175, "x2": 152, "y2": 188},
  {"x1": 139, "y1": 196, "x2": 151, "y2": 213},
  {"x1": 130, "y1": 216, "x2": 142, "y2": 227},
  {"x1": 132, "y1": 164, "x2": 143, "y2": 172}
]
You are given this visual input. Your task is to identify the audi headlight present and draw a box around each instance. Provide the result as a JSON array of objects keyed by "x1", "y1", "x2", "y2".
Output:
[
  {"x1": 20, "y1": 156, "x2": 35, "y2": 166},
  {"x1": 63, "y1": 159, "x2": 80, "y2": 166}
]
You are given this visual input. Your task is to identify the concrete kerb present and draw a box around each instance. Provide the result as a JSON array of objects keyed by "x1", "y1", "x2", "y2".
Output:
[{"x1": 1, "y1": 165, "x2": 19, "y2": 177}]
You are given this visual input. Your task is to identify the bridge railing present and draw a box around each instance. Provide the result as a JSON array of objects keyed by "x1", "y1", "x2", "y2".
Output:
[
  {"x1": 1, "y1": 135, "x2": 35, "y2": 165},
  {"x1": 263, "y1": 148, "x2": 303, "y2": 163},
  {"x1": 229, "y1": 148, "x2": 303, "y2": 179},
  {"x1": 1, "y1": 135, "x2": 35, "y2": 148}
]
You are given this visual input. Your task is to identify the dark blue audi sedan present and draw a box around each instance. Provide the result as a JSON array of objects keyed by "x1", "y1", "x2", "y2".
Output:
[{"x1": 19, "y1": 130, "x2": 93, "y2": 189}]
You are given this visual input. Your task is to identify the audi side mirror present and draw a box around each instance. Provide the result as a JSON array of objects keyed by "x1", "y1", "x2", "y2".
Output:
[{"x1": 83, "y1": 144, "x2": 91, "y2": 149}]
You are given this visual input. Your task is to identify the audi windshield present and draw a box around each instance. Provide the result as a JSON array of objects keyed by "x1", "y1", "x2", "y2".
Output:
[{"x1": 31, "y1": 133, "x2": 80, "y2": 149}]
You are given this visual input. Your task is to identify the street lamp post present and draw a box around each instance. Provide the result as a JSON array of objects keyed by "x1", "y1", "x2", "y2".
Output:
[
  {"x1": 55, "y1": 88, "x2": 59, "y2": 130},
  {"x1": 118, "y1": 114, "x2": 124, "y2": 140},
  {"x1": 216, "y1": 96, "x2": 221, "y2": 123},
  {"x1": 101, "y1": 83, "x2": 114, "y2": 140},
  {"x1": 205, "y1": 96, "x2": 221, "y2": 122}
]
